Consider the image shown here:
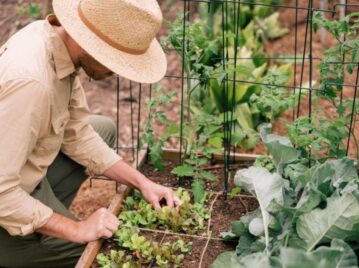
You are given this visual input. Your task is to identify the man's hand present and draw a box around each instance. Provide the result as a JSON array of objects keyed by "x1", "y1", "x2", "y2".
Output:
[
  {"x1": 104, "y1": 160, "x2": 182, "y2": 209},
  {"x1": 139, "y1": 181, "x2": 182, "y2": 209},
  {"x1": 74, "y1": 208, "x2": 120, "y2": 244},
  {"x1": 37, "y1": 208, "x2": 120, "y2": 244}
]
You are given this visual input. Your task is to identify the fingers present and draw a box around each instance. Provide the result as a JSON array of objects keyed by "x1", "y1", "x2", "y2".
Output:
[
  {"x1": 165, "y1": 191, "x2": 174, "y2": 209},
  {"x1": 174, "y1": 195, "x2": 183, "y2": 207},
  {"x1": 101, "y1": 228, "x2": 113, "y2": 239},
  {"x1": 151, "y1": 199, "x2": 161, "y2": 210},
  {"x1": 96, "y1": 208, "x2": 120, "y2": 237},
  {"x1": 105, "y1": 218, "x2": 120, "y2": 233}
]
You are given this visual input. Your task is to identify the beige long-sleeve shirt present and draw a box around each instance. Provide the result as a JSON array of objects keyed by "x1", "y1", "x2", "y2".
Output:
[{"x1": 0, "y1": 16, "x2": 121, "y2": 236}]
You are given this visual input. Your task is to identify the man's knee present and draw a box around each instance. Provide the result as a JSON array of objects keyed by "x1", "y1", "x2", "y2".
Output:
[{"x1": 89, "y1": 115, "x2": 117, "y2": 148}]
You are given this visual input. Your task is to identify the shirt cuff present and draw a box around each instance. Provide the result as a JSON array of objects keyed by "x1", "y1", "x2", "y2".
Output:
[
  {"x1": 88, "y1": 149, "x2": 122, "y2": 175},
  {"x1": 20, "y1": 200, "x2": 53, "y2": 236}
]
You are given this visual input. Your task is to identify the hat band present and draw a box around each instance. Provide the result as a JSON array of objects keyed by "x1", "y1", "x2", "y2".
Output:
[{"x1": 78, "y1": 3, "x2": 147, "y2": 55}]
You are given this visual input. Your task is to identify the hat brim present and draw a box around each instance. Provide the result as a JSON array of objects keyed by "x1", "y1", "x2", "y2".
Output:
[{"x1": 53, "y1": 0, "x2": 167, "y2": 84}]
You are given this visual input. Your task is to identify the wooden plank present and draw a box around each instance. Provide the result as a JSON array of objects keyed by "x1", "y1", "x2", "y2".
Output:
[{"x1": 75, "y1": 149, "x2": 147, "y2": 268}]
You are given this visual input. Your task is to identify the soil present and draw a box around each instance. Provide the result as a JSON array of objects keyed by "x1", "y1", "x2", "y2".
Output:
[{"x1": 139, "y1": 160, "x2": 254, "y2": 193}]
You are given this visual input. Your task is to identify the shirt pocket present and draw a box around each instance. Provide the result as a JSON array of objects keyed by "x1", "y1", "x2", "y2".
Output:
[
  {"x1": 35, "y1": 113, "x2": 69, "y2": 157},
  {"x1": 51, "y1": 112, "x2": 69, "y2": 135}
]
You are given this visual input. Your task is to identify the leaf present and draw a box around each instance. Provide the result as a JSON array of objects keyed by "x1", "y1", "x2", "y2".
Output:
[
  {"x1": 229, "y1": 187, "x2": 242, "y2": 199},
  {"x1": 279, "y1": 239, "x2": 358, "y2": 268},
  {"x1": 198, "y1": 170, "x2": 218, "y2": 181},
  {"x1": 234, "y1": 167, "x2": 284, "y2": 253},
  {"x1": 208, "y1": 136, "x2": 223, "y2": 149},
  {"x1": 234, "y1": 252, "x2": 281, "y2": 268},
  {"x1": 191, "y1": 179, "x2": 206, "y2": 203},
  {"x1": 210, "y1": 252, "x2": 239, "y2": 268},
  {"x1": 297, "y1": 193, "x2": 359, "y2": 251},
  {"x1": 235, "y1": 64, "x2": 255, "y2": 78},
  {"x1": 258, "y1": 123, "x2": 298, "y2": 175},
  {"x1": 171, "y1": 165, "x2": 195, "y2": 177}
]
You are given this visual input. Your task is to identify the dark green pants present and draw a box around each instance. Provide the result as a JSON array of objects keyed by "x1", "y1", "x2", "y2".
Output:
[{"x1": 0, "y1": 115, "x2": 117, "y2": 268}]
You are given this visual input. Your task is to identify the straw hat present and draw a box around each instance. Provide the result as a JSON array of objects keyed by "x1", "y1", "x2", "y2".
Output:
[{"x1": 52, "y1": 0, "x2": 167, "y2": 84}]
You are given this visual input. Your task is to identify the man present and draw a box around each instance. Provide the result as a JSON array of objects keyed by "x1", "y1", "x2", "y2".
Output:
[{"x1": 0, "y1": 0, "x2": 179, "y2": 267}]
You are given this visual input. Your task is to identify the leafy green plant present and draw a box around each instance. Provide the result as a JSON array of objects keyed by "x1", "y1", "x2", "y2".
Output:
[
  {"x1": 164, "y1": 13, "x2": 293, "y2": 151},
  {"x1": 97, "y1": 227, "x2": 192, "y2": 268},
  {"x1": 171, "y1": 115, "x2": 221, "y2": 203},
  {"x1": 288, "y1": 113, "x2": 349, "y2": 160},
  {"x1": 213, "y1": 123, "x2": 359, "y2": 267},
  {"x1": 139, "y1": 85, "x2": 179, "y2": 170},
  {"x1": 313, "y1": 12, "x2": 359, "y2": 98},
  {"x1": 119, "y1": 188, "x2": 210, "y2": 234}
]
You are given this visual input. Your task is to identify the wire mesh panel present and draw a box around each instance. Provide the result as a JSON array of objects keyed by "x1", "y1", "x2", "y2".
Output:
[{"x1": 105, "y1": 1, "x2": 359, "y2": 199}]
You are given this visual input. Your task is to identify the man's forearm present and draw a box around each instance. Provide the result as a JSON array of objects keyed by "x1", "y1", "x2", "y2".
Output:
[
  {"x1": 37, "y1": 208, "x2": 120, "y2": 244},
  {"x1": 36, "y1": 212, "x2": 81, "y2": 243},
  {"x1": 103, "y1": 160, "x2": 151, "y2": 190}
]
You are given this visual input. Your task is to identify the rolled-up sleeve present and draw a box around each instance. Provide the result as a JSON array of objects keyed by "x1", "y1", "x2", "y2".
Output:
[
  {"x1": 0, "y1": 79, "x2": 53, "y2": 236},
  {"x1": 61, "y1": 76, "x2": 121, "y2": 175}
]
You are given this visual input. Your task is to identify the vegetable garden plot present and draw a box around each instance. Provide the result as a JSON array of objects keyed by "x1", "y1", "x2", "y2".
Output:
[
  {"x1": 91, "y1": 186, "x2": 258, "y2": 268},
  {"x1": 79, "y1": 0, "x2": 359, "y2": 267}
]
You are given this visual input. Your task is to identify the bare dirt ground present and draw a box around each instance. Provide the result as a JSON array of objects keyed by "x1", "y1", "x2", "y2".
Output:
[{"x1": 1, "y1": 0, "x2": 358, "y2": 220}]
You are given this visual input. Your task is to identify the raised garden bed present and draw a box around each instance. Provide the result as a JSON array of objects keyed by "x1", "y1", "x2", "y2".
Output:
[{"x1": 76, "y1": 149, "x2": 260, "y2": 268}]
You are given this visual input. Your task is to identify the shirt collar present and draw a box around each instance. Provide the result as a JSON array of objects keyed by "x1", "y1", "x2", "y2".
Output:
[{"x1": 45, "y1": 15, "x2": 76, "y2": 80}]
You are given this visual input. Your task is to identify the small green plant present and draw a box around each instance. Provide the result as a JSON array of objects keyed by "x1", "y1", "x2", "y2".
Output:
[
  {"x1": 97, "y1": 227, "x2": 192, "y2": 268},
  {"x1": 119, "y1": 188, "x2": 210, "y2": 234},
  {"x1": 139, "y1": 85, "x2": 179, "y2": 170},
  {"x1": 313, "y1": 12, "x2": 359, "y2": 99},
  {"x1": 16, "y1": 2, "x2": 42, "y2": 19},
  {"x1": 288, "y1": 113, "x2": 349, "y2": 160},
  {"x1": 171, "y1": 114, "x2": 222, "y2": 203}
]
